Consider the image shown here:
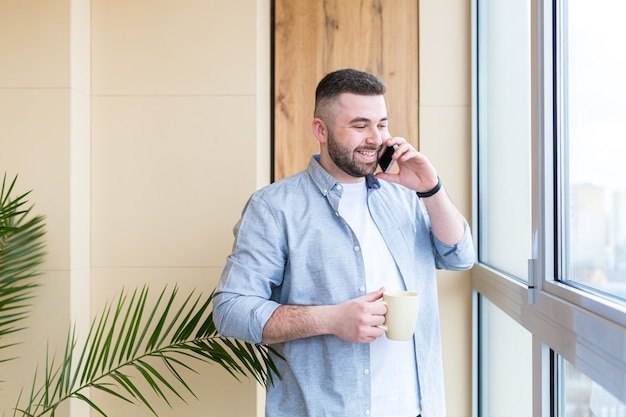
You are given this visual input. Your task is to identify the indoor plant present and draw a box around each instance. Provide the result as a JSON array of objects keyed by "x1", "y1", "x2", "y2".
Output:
[{"x1": 0, "y1": 174, "x2": 278, "y2": 417}]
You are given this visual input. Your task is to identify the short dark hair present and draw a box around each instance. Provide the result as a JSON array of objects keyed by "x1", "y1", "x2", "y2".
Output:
[{"x1": 314, "y1": 69, "x2": 387, "y2": 125}]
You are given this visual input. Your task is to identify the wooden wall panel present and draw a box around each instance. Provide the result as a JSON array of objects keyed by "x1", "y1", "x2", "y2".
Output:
[{"x1": 273, "y1": 0, "x2": 419, "y2": 181}]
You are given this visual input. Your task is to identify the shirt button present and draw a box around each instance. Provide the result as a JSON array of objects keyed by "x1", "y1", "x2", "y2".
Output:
[
  {"x1": 363, "y1": 368, "x2": 370, "y2": 375},
  {"x1": 359, "y1": 286, "x2": 365, "y2": 293},
  {"x1": 354, "y1": 245, "x2": 360, "y2": 252},
  {"x1": 335, "y1": 211, "x2": 339, "y2": 216},
  {"x1": 364, "y1": 410, "x2": 370, "y2": 416},
  {"x1": 336, "y1": 185, "x2": 342, "y2": 190}
]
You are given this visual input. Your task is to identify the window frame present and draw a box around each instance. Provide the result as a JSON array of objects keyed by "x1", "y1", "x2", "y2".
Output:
[{"x1": 471, "y1": 0, "x2": 626, "y2": 415}]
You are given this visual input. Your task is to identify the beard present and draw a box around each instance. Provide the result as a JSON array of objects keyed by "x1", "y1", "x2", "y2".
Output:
[{"x1": 327, "y1": 130, "x2": 380, "y2": 178}]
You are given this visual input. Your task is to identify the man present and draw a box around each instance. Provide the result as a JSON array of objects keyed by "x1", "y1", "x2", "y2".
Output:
[{"x1": 213, "y1": 68, "x2": 474, "y2": 417}]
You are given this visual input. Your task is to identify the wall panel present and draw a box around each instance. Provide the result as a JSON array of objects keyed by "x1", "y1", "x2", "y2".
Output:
[{"x1": 273, "y1": 0, "x2": 419, "y2": 180}]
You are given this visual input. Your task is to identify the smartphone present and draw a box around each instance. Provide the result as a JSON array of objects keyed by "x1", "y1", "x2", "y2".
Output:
[{"x1": 378, "y1": 144, "x2": 398, "y2": 173}]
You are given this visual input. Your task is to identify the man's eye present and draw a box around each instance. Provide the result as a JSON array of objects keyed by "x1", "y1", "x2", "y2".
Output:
[
  {"x1": 379, "y1": 124, "x2": 388, "y2": 129},
  {"x1": 354, "y1": 125, "x2": 366, "y2": 129}
]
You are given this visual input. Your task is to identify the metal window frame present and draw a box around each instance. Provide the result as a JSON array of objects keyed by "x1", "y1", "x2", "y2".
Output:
[{"x1": 472, "y1": 0, "x2": 626, "y2": 415}]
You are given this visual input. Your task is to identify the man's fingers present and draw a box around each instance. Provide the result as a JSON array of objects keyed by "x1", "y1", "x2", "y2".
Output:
[{"x1": 363, "y1": 287, "x2": 385, "y2": 302}]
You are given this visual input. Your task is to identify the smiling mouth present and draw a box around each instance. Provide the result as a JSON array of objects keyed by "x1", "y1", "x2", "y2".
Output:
[{"x1": 357, "y1": 149, "x2": 379, "y2": 158}]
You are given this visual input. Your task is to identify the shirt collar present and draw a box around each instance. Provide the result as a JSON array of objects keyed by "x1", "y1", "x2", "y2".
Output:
[{"x1": 307, "y1": 155, "x2": 381, "y2": 197}]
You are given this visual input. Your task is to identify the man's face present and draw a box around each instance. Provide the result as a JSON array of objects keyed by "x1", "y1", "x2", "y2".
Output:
[{"x1": 322, "y1": 93, "x2": 390, "y2": 183}]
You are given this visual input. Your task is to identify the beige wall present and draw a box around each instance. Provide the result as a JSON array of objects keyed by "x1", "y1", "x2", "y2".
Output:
[
  {"x1": 420, "y1": 1, "x2": 473, "y2": 416},
  {"x1": 0, "y1": 0, "x2": 470, "y2": 416}
]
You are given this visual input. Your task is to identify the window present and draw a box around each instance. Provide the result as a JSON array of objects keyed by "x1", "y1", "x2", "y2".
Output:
[
  {"x1": 476, "y1": 0, "x2": 532, "y2": 281},
  {"x1": 559, "y1": 0, "x2": 626, "y2": 299},
  {"x1": 561, "y1": 356, "x2": 626, "y2": 417},
  {"x1": 473, "y1": 0, "x2": 626, "y2": 415},
  {"x1": 477, "y1": 296, "x2": 532, "y2": 417}
]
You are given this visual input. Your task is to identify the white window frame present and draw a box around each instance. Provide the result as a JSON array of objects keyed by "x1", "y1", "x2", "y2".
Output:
[{"x1": 471, "y1": 0, "x2": 626, "y2": 416}]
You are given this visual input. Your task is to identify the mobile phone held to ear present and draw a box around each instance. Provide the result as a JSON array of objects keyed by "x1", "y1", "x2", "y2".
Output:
[{"x1": 379, "y1": 144, "x2": 398, "y2": 173}]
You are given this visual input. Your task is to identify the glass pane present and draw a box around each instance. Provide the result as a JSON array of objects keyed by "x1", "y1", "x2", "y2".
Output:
[
  {"x1": 561, "y1": 357, "x2": 626, "y2": 417},
  {"x1": 479, "y1": 296, "x2": 532, "y2": 416},
  {"x1": 561, "y1": 0, "x2": 626, "y2": 298},
  {"x1": 477, "y1": 0, "x2": 532, "y2": 280}
]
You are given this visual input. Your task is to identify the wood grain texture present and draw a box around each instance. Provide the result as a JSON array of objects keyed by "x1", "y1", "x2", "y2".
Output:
[{"x1": 274, "y1": 0, "x2": 419, "y2": 181}]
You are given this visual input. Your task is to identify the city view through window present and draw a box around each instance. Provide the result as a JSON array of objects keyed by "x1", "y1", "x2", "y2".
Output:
[{"x1": 564, "y1": 0, "x2": 626, "y2": 300}]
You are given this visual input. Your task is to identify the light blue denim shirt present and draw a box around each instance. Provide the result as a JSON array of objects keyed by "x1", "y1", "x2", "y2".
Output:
[{"x1": 213, "y1": 155, "x2": 474, "y2": 417}]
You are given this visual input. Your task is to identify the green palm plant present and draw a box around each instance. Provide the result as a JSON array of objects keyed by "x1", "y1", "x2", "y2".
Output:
[
  {"x1": 1, "y1": 174, "x2": 279, "y2": 417},
  {"x1": 13, "y1": 286, "x2": 278, "y2": 417},
  {"x1": 0, "y1": 174, "x2": 46, "y2": 367}
]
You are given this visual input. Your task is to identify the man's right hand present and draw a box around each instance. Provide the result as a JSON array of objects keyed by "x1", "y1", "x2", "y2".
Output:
[
  {"x1": 328, "y1": 287, "x2": 387, "y2": 343},
  {"x1": 261, "y1": 287, "x2": 387, "y2": 345}
]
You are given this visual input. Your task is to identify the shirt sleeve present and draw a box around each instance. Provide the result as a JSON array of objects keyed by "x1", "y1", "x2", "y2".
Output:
[
  {"x1": 212, "y1": 193, "x2": 285, "y2": 345},
  {"x1": 432, "y1": 220, "x2": 475, "y2": 271}
]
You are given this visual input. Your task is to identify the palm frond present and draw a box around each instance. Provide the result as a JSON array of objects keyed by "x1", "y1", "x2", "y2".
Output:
[
  {"x1": 13, "y1": 286, "x2": 281, "y2": 417},
  {"x1": 0, "y1": 173, "x2": 46, "y2": 362},
  {"x1": 1, "y1": 175, "x2": 281, "y2": 416}
]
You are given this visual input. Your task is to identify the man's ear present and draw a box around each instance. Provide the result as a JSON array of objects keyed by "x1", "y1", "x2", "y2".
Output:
[{"x1": 312, "y1": 118, "x2": 328, "y2": 143}]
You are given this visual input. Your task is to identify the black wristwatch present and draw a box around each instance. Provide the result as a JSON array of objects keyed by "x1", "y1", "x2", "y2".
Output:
[{"x1": 416, "y1": 177, "x2": 442, "y2": 198}]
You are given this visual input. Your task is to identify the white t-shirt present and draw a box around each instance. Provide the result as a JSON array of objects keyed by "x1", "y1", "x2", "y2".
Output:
[{"x1": 338, "y1": 180, "x2": 420, "y2": 417}]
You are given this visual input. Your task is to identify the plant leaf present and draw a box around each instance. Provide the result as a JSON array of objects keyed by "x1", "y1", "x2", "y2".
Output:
[
  {"x1": 0, "y1": 173, "x2": 46, "y2": 368},
  {"x1": 13, "y1": 286, "x2": 281, "y2": 417}
]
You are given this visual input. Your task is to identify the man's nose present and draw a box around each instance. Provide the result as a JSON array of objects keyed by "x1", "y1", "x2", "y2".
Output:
[{"x1": 366, "y1": 127, "x2": 384, "y2": 146}]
